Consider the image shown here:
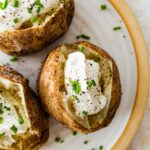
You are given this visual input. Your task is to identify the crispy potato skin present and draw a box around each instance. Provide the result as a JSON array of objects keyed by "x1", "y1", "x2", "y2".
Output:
[
  {"x1": 0, "y1": 66, "x2": 49, "y2": 150},
  {"x1": 0, "y1": 0, "x2": 74, "y2": 56},
  {"x1": 38, "y1": 41, "x2": 121, "y2": 134}
]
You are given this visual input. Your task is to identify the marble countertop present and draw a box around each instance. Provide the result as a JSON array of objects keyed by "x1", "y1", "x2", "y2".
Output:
[{"x1": 126, "y1": 0, "x2": 150, "y2": 150}]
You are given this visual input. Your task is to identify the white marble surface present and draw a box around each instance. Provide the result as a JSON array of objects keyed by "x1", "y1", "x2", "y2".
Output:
[{"x1": 126, "y1": 0, "x2": 150, "y2": 150}]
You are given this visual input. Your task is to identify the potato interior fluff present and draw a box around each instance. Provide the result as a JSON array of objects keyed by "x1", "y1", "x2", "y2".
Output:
[{"x1": 0, "y1": 77, "x2": 30, "y2": 148}]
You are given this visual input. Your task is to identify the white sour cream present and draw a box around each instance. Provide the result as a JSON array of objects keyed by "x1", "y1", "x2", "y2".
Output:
[
  {"x1": 65, "y1": 52, "x2": 107, "y2": 119},
  {"x1": 0, "y1": 95, "x2": 29, "y2": 147},
  {"x1": 0, "y1": 0, "x2": 59, "y2": 31}
]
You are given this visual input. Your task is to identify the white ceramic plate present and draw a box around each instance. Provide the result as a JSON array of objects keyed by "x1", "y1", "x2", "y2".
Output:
[{"x1": 0, "y1": 0, "x2": 138, "y2": 150}]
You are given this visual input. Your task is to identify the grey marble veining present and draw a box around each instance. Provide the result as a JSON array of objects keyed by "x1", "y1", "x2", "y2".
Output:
[{"x1": 126, "y1": 0, "x2": 150, "y2": 149}]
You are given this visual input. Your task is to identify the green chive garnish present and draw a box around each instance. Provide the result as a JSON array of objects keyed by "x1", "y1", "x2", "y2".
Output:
[
  {"x1": 0, "y1": 103, "x2": 3, "y2": 114},
  {"x1": 84, "y1": 140, "x2": 88, "y2": 144},
  {"x1": 76, "y1": 34, "x2": 90, "y2": 40},
  {"x1": 13, "y1": 18, "x2": 19, "y2": 24},
  {"x1": 55, "y1": 137, "x2": 61, "y2": 142},
  {"x1": 94, "y1": 57, "x2": 100, "y2": 62},
  {"x1": 36, "y1": 6, "x2": 41, "y2": 13},
  {"x1": 27, "y1": 8, "x2": 32, "y2": 14},
  {"x1": 54, "y1": 137, "x2": 64, "y2": 143},
  {"x1": 72, "y1": 95, "x2": 78, "y2": 101},
  {"x1": 0, "y1": 117, "x2": 3, "y2": 124},
  {"x1": 10, "y1": 56, "x2": 18, "y2": 62},
  {"x1": 60, "y1": 140, "x2": 64, "y2": 143},
  {"x1": 72, "y1": 131, "x2": 78, "y2": 136},
  {"x1": 18, "y1": 116, "x2": 24, "y2": 124},
  {"x1": 69, "y1": 79, "x2": 81, "y2": 94},
  {"x1": 99, "y1": 145, "x2": 104, "y2": 150},
  {"x1": 91, "y1": 80, "x2": 96, "y2": 86},
  {"x1": 10, "y1": 125, "x2": 18, "y2": 133},
  {"x1": 82, "y1": 111, "x2": 88, "y2": 116},
  {"x1": 4, "y1": 106, "x2": 11, "y2": 111},
  {"x1": 35, "y1": 0, "x2": 43, "y2": 8},
  {"x1": 0, "y1": 132, "x2": 5, "y2": 137},
  {"x1": 13, "y1": 0, "x2": 19, "y2": 7},
  {"x1": 86, "y1": 80, "x2": 96, "y2": 90},
  {"x1": 79, "y1": 46, "x2": 84, "y2": 52},
  {"x1": 31, "y1": 17, "x2": 38, "y2": 23},
  {"x1": 113, "y1": 26, "x2": 121, "y2": 31},
  {"x1": 100, "y1": 4, "x2": 107, "y2": 10},
  {"x1": 3, "y1": 0, "x2": 8, "y2": 9},
  {"x1": 0, "y1": 0, "x2": 8, "y2": 10}
]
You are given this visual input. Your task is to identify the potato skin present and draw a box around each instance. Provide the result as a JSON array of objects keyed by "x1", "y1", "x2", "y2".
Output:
[
  {"x1": 38, "y1": 41, "x2": 121, "y2": 134},
  {"x1": 0, "y1": 0, "x2": 74, "y2": 56},
  {"x1": 0, "y1": 66, "x2": 49, "y2": 150}
]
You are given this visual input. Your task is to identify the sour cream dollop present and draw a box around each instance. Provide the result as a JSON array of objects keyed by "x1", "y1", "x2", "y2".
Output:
[
  {"x1": 65, "y1": 52, "x2": 107, "y2": 119},
  {"x1": 0, "y1": 0, "x2": 59, "y2": 31},
  {"x1": 0, "y1": 95, "x2": 30, "y2": 147}
]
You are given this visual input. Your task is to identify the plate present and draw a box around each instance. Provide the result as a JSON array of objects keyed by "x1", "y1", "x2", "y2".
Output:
[{"x1": 0, "y1": 0, "x2": 149, "y2": 150}]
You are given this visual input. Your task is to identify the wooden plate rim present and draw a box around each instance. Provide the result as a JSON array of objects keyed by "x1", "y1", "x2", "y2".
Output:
[{"x1": 109, "y1": 0, "x2": 150, "y2": 149}]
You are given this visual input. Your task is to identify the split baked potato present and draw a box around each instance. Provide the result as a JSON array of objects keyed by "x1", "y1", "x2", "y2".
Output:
[
  {"x1": 0, "y1": 66, "x2": 49, "y2": 150},
  {"x1": 38, "y1": 41, "x2": 121, "y2": 134},
  {"x1": 0, "y1": 0, "x2": 74, "y2": 56}
]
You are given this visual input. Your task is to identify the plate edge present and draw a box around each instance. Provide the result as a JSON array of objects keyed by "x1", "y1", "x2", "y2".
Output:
[{"x1": 109, "y1": 0, "x2": 150, "y2": 150}]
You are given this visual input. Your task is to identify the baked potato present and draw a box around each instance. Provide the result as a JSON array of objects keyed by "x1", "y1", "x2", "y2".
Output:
[
  {"x1": 38, "y1": 41, "x2": 121, "y2": 134},
  {"x1": 0, "y1": 66, "x2": 49, "y2": 150},
  {"x1": 0, "y1": 0, "x2": 74, "y2": 56}
]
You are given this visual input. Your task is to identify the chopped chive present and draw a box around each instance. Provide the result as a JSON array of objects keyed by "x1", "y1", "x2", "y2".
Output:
[
  {"x1": 18, "y1": 116, "x2": 24, "y2": 124},
  {"x1": 87, "y1": 80, "x2": 96, "y2": 90},
  {"x1": 60, "y1": 140, "x2": 64, "y2": 143},
  {"x1": 86, "y1": 80, "x2": 93, "y2": 90},
  {"x1": 91, "y1": 80, "x2": 96, "y2": 86},
  {"x1": 55, "y1": 137, "x2": 61, "y2": 142},
  {"x1": 95, "y1": 57, "x2": 100, "y2": 62},
  {"x1": 79, "y1": 46, "x2": 84, "y2": 52},
  {"x1": 82, "y1": 111, "x2": 88, "y2": 116},
  {"x1": 76, "y1": 34, "x2": 90, "y2": 40},
  {"x1": 0, "y1": 0, "x2": 8, "y2": 10},
  {"x1": 84, "y1": 140, "x2": 88, "y2": 144},
  {"x1": 72, "y1": 131, "x2": 77, "y2": 136},
  {"x1": 35, "y1": 0, "x2": 43, "y2": 8},
  {"x1": 0, "y1": 2, "x2": 3, "y2": 9},
  {"x1": 100, "y1": 4, "x2": 107, "y2": 10},
  {"x1": 3, "y1": 0, "x2": 8, "y2": 9},
  {"x1": 0, "y1": 103, "x2": 3, "y2": 114},
  {"x1": 72, "y1": 95, "x2": 78, "y2": 101},
  {"x1": 69, "y1": 79, "x2": 73, "y2": 84},
  {"x1": 31, "y1": 17, "x2": 38, "y2": 23},
  {"x1": 0, "y1": 117, "x2": 3, "y2": 124},
  {"x1": 27, "y1": 8, "x2": 32, "y2": 14},
  {"x1": 0, "y1": 132, "x2": 5, "y2": 137},
  {"x1": 36, "y1": 6, "x2": 41, "y2": 13},
  {"x1": 10, "y1": 125, "x2": 18, "y2": 133},
  {"x1": 4, "y1": 106, "x2": 11, "y2": 111},
  {"x1": 69, "y1": 79, "x2": 81, "y2": 94},
  {"x1": 13, "y1": 18, "x2": 19, "y2": 24},
  {"x1": 13, "y1": 0, "x2": 19, "y2": 7},
  {"x1": 10, "y1": 56, "x2": 18, "y2": 62},
  {"x1": 99, "y1": 145, "x2": 104, "y2": 150},
  {"x1": 113, "y1": 26, "x2": 121, "y2": 31},
  {"x1": 0, "y1": 109, "x2": 3, "y2": 114}
]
